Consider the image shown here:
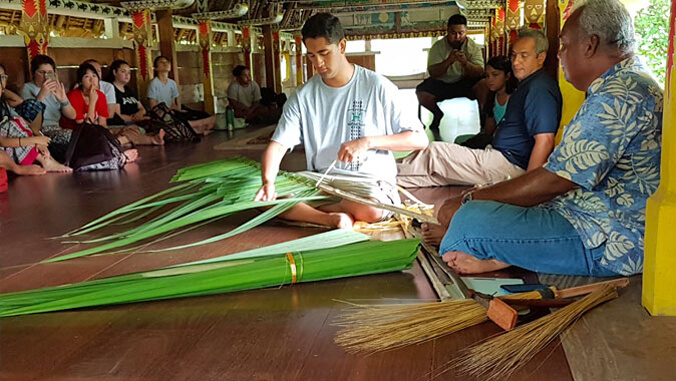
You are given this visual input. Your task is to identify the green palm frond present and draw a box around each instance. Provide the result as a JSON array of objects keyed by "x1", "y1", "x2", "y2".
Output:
[{"x1": 47, "y1": 158, "x2": 330, "y2": 263}]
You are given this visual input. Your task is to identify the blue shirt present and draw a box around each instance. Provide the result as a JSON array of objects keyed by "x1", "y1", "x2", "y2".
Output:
[
  {"x1": 542, "y1": 57, "x2": 662, "y2": 276},
  {"x1": 492, "y1": 69, "x2": 562, "y2": 169}
]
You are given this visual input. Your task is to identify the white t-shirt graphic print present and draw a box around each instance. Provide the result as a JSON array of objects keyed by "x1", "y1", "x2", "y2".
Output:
[{"x1": 272, "y1": 65, "x2": 422, "y2": 184}]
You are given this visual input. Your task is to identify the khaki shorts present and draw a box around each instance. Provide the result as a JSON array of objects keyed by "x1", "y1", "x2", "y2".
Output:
[
  {"x1": 296, "y1": 171, "x2": 400, "y2": 220},
  {"x1": 397, "y1": 142, "x2": 525, "y2": 187}
]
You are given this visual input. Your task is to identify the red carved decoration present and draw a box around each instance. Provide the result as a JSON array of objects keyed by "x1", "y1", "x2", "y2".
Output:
[
  {"x1": 23, "y1": 0, "x2": 37, "y2": 18},
  {"x1": 132, "y1": 11, "x2": 145, "y2": 27},
  {"x1": 139, "y1": 45, "x2": 148, "y2": 80}
]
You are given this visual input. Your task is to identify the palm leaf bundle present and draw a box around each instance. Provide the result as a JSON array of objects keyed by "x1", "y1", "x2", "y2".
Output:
[
  {"x1": 1, "y1": 231, "x2": 421, "y2": 318},
  {"x1": 48, "y1": 158, "x2": 331, "y2": 263}
]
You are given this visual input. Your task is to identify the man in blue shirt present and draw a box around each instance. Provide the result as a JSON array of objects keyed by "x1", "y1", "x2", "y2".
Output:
[
  {"x1": 433, "y1": 0, "x2": 662, "y2": 277},
  {"x1": 398, "y1": 28, "x2": 562, "y2": 189}
]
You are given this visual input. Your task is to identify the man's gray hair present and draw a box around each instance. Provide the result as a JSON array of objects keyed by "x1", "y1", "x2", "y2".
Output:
[
  {"x1": 517, "y1": 27, "x2": 548, "y2": 54},
  {"x1": 572, "y1": 0, "x2": 636, "y2": 55}
]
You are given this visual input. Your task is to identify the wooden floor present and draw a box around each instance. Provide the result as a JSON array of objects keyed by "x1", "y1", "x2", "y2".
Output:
[{"x1": 0, "y1": 129, "x2": 574, "y2": 381}]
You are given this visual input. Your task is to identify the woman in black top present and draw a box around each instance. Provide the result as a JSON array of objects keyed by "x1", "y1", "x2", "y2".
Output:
[{"x1": 106, "y1": 60, "x2": 164, "y2": 145}]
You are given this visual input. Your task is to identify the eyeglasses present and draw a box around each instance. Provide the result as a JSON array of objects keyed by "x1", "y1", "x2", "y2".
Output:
[{"x1": 0, "y1": 74, "x2": 8, "y2": 81}]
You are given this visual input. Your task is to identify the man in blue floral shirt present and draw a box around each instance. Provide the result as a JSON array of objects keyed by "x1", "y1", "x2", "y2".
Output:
[{"x1": 428, "y1": 0, "x2": 662, "y2": 277}]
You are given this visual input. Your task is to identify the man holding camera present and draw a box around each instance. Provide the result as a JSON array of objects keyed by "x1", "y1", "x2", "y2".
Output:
[{"x1": 416, "y1": 14, "x2": 484, "y2": 141}]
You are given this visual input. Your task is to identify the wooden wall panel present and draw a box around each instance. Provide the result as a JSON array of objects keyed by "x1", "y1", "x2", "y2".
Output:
[
  {"x1": 212, "y1": 51, "x2": 244, "y2": 112},
  {"x1": 176, "y1": 50, "x2": 204, "y2": 109},
  {"x1": 0, "y1": 47, "x2": 30, "y2": 94},
  {"x1": 253, "y1": 53, "x2": 266, "y2": 89}
]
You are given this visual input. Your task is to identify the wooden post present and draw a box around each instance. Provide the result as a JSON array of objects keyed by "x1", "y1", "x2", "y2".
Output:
[
  {"x1": 131, "y1": 9, "x2": 153, "y2": 100},
  {"x1": 242, "y1": 27, "x2": 252, "y2": 72},
  {"x1": 544, "y1": 0, "x2": 560, "y2": 80},
  {"x1": 198, "y1": 20, "x2": 216, "y2": 114},
  {"x1": 643, "y1": 0, "x2": 676, "y2": 316},
  {"x1": 496, "y1": 8, "x2": 506, "y2": 55},
  {"x1": 273, "y1": 31, "x2": 282, "y2": 93},
  {"x1": 295, "y1": 35, "x2": 303, "y2": 87},
  {"x1": 263, "y1": 25, "x2": 276, "y2": 90},
  {"x1": 156, "y1": 9, "x2": 179, "y2": 84},
  {"x1": 306, "y1": 55, "x2": 314, "y2": 79},
  {"x1": 20, "y1": 0, "x2": 50, "y2": 62}
]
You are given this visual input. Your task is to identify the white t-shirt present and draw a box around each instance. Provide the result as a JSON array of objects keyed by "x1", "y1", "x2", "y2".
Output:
[
  {"x1": 227, "y1": 81, "x2": 262, "y2": 108},
  {"x1": 99, "y1": 81, "x2": 117, "y2": 105},
  {"x1": 147, "y1": 77, "x2": 179, "y2": 106},
  {"x1": 272, "y1": 65, "x2": 422, "y2": 184}
]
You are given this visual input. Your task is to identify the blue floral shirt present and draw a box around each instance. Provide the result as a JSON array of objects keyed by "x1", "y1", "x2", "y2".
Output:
[{"x1": 543, "y1": 57, "x2": 663, "y2": 276}]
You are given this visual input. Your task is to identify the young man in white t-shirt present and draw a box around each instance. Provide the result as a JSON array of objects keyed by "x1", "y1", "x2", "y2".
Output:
[{"x1": 254, "y1": 13, "x2": 428, "y2": 229}]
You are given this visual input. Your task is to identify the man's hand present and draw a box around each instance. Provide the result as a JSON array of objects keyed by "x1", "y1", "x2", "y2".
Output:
[
  {"x1": 338, "y1": 137, "x2": 370, "y2": 163},
  {"x1": 446, "y1": 50, "x2": 458, "y2": 64},
  {"x1": 37, "y1": 80, "x2": 57, "y2": 101},
  {"x1": 455, "y1": 51, "x2": 468, "y2": 65},
  {"x1": 437, "y1": 194, "x2": 463, "y2": 229},
  {"x1": 254, "y1": 182, "x2": 277, "y2": 202}
]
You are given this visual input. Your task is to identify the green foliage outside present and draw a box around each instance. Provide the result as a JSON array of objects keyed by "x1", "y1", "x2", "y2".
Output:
[{"x1": 634, "y1": 0, "x2": 670, "y2": 86}]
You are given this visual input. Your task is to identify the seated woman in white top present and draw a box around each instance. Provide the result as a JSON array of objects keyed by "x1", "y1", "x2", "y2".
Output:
[
  {"x1": 146, "y1": 56, "x2": 215, "y2": 134},
  {"x1": 104, "y1": 59, "x2": 165, "y2": 145}
]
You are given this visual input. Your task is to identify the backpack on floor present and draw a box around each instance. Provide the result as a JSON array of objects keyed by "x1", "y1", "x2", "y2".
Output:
[
  {"x1": 64, "y1": 122, "x2": 125, "y2": 171},
  {"x1": 146, "y1": 103, "x2": 200, "y2": 143}
]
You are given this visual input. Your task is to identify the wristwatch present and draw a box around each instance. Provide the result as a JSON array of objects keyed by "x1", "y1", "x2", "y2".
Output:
[{"x1": 461, "y1": 191, "x2": 474, "y2": 205}]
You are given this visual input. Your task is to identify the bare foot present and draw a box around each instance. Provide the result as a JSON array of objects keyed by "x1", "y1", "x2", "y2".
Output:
[
  {"x1": 151, "y1": 129, "x2": 165, "y2": 145},
  {"x1": 124, "y1": 149, "x2": 139, "y2": 163},
  {"x1": 442, "y1": 251, "x2": 510, "y2": 274},
  {"x1": 422, "y1": 223, "x2": 447, "y2": 246},
  {"x1": 12, "y1": 164, "x2": 46, "y2": 176},
  {"x1": 328, "y1": 212, "x2": 354, "y2": 229},
  {"x1": 41, "y1": 156, "x2": 73, "y2": 173}
]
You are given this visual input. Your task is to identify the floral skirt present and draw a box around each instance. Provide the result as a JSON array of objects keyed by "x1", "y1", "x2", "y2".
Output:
[{"x1": 0, "y1": 117, "x2": 39, "y2": 165}]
